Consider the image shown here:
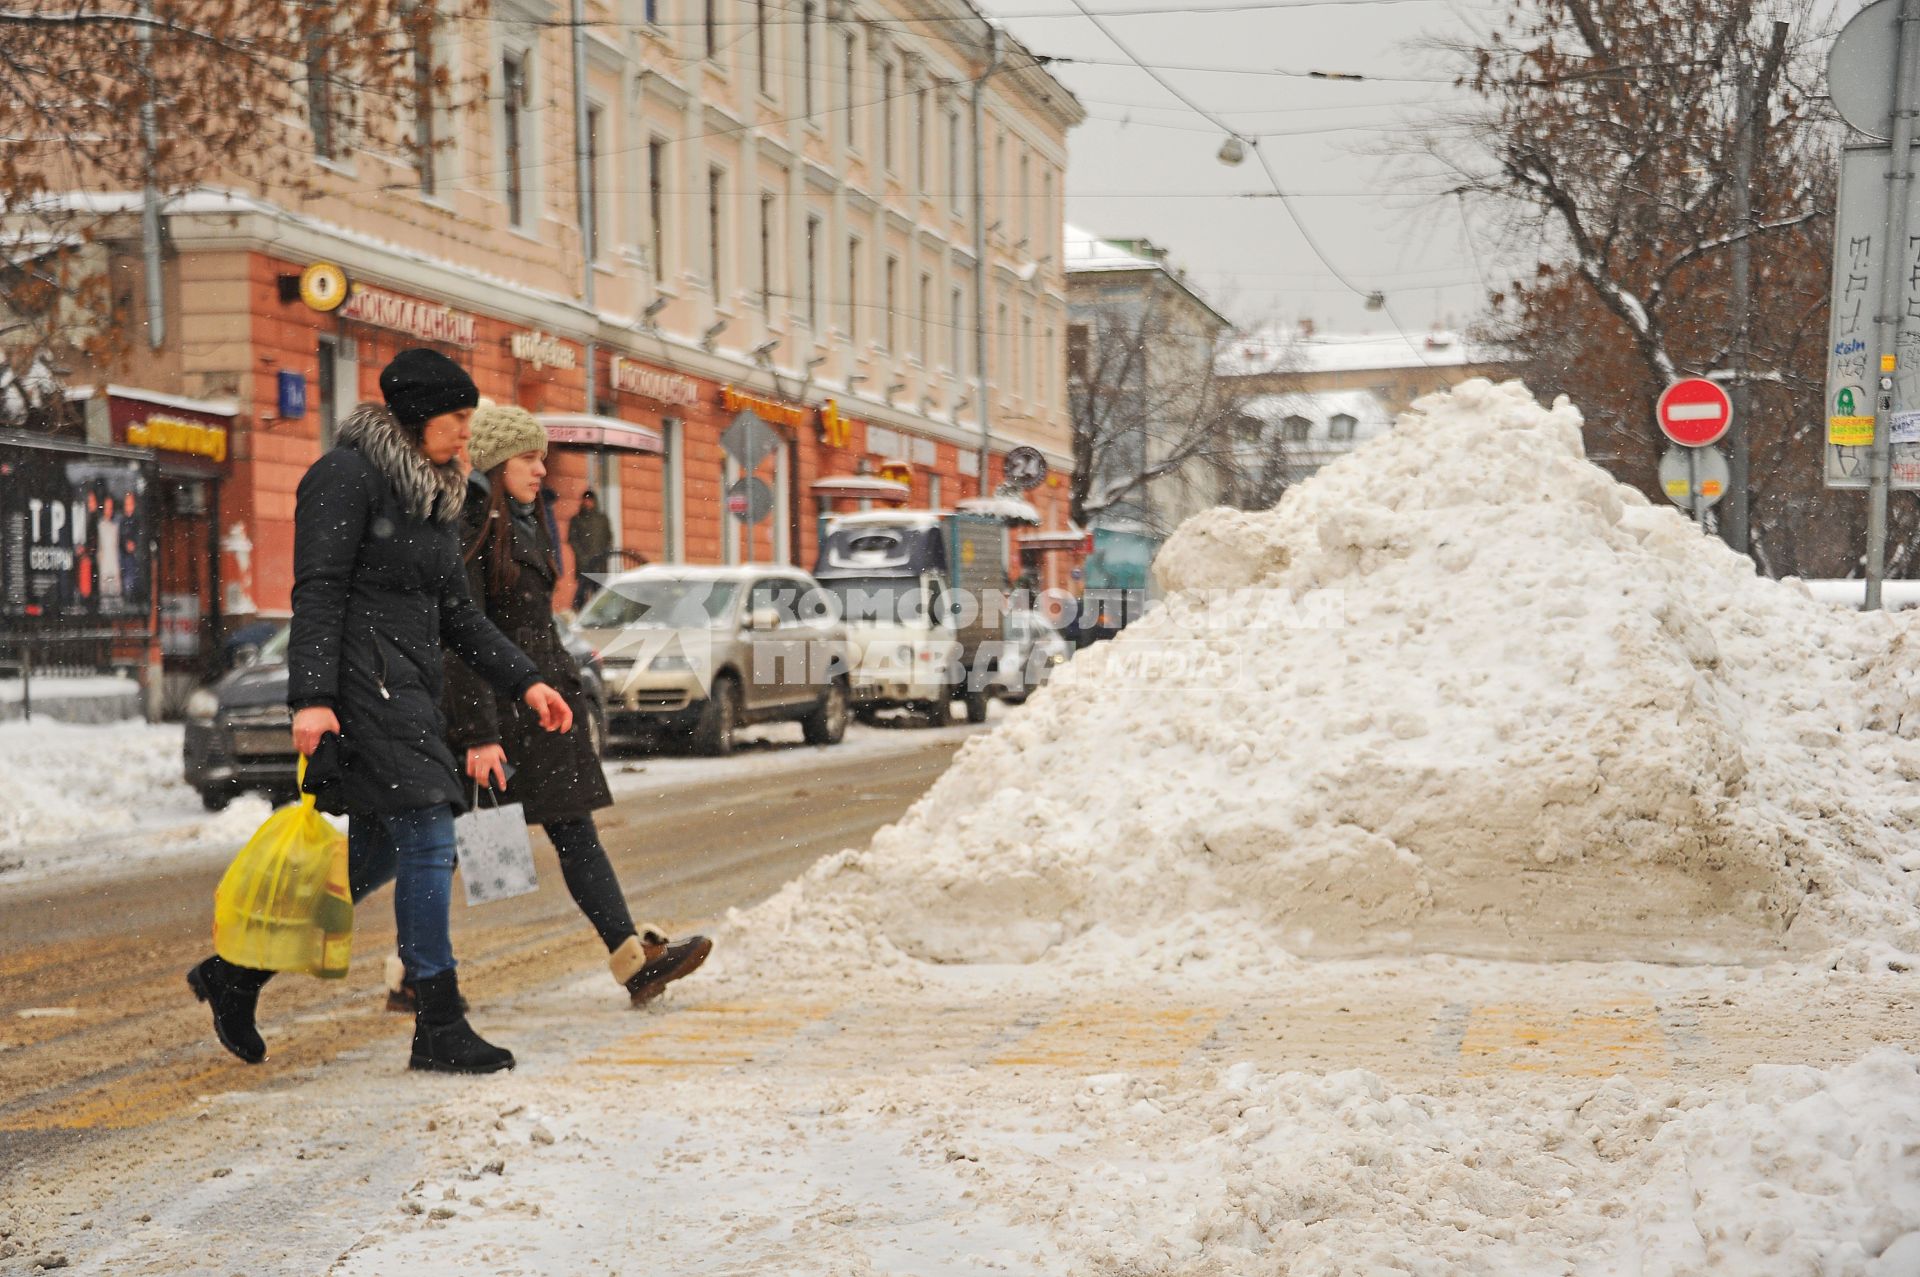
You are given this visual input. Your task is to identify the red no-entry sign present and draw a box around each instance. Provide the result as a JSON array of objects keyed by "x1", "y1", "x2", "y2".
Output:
[{"x1": 1656, "y1": 378, "x2": 1734, "y2": 447}]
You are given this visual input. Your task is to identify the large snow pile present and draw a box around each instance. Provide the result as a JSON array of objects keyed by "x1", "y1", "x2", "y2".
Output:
[{"x1": 742, "y1": 379, "x2": 1920, "y2": 969}]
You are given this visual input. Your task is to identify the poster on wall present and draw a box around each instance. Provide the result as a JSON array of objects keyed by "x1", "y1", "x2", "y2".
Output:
[{"x1": 0, "y1": 447, "x2": 152, "y2": 622}]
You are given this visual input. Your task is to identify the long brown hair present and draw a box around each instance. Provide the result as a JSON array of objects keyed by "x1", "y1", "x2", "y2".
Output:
[{"x1": 462, "y1": 467, "x2": 558, "y2": 603}]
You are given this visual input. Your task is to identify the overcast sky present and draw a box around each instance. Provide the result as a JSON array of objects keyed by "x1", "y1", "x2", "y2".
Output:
[{"x1": 977, "y1": 0, "x2": 1512, "y2": 337}]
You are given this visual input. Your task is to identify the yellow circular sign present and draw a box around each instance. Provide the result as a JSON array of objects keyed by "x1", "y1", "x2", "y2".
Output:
[{"x1": 299, "y1": 262, "x2": 350, "y2": 312}]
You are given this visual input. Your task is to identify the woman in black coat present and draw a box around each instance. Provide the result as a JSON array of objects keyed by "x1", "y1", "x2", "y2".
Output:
[
  {"x1": 437, "y1": 405, "x2": 710, "y2": 1008},
  {"x1": 189, "y1": 349, "x2": 575, "y2": 1076}
]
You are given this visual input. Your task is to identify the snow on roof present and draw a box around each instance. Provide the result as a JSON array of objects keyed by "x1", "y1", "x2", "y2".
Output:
[
  {"x1": 1241, "y1": 388, "x2": 1394, "y2": 433},
  {"x1": 1063, "y1": 224, "x2": 1165, "y2": 274},
  {"x1": 1218, "y1": 327, "x2": 1513, "y2": 378},
  {"x1": 955, "y1": 496, "x2": 1042, "y2": 525},
  {"x1": 66, "y1": 383, "x2": 240, "y2": 417}
]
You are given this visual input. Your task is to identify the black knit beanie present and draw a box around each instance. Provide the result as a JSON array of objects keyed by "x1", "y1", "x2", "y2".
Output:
[{"x1": 379, "y1": 348, "x2": 479, "y2": 428}]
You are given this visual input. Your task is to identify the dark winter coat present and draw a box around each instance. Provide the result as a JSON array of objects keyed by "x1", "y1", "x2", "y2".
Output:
[
  {"x1": 443, "y1": 475, "x2": 612, "y2": 826},
  {"x1": 287, "y1": 404, "x2": 542, "y2": 817},
  {"x1": 566, "y1": 505, "x2": 613, "y2": 576}
]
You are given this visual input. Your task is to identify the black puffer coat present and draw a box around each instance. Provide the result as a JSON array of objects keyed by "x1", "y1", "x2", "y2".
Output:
[
  {"x1": 443, "y1": 474, "x2": 612, "y2": 825},
  {"x1": 287, "y1": 404, "x2": 541, "y2": 817}
]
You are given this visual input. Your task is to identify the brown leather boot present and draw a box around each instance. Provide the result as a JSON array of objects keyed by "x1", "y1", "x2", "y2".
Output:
[{"x1": 609, "y1": 928, "x2": 712, "y2": 1007}]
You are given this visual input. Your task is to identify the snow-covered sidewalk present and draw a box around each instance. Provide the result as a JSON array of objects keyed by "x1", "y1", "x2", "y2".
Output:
[
  {"x1": 0, "y1": 717, "x2": 982, "y2": 888},
  {"x1": 75, "y1": 955, "x2": 1914, "y2": 1277}
]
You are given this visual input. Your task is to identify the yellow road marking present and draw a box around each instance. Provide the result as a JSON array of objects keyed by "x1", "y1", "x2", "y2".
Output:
[
  {"x1": 1458, "y1": 1000, "x2": 1669, "y2": 1078},
  {"x1": 584, "y1": 1000, "x2": 837, "y2": 1070},
  {"x1": 990, "y1": 1003, "x2": 1221, "y2": 1070}
]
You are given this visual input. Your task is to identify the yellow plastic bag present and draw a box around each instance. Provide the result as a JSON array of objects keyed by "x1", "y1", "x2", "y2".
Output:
[{"x1": 212, "y1": 761, "x2": 353, "y2": 978}]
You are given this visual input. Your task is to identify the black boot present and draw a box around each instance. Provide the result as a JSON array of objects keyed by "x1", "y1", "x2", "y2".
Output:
[
  {"x1": 384, "y1": 954, "x2": 465, "y2": 1015},
  {"x1": 408, "y1": 972, "x2": 514, "y2": 1075},
  {"x1": 186, "y1": 955, "x2": 272, "y2": 1064},
  {"x1": 609, "y1": 930, "x2": 713, "y2": 1008}
]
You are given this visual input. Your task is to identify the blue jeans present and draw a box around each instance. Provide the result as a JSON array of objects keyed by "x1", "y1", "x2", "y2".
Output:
[{"x1": 347, "y1": 804, "x2": 458, "y2": 982}]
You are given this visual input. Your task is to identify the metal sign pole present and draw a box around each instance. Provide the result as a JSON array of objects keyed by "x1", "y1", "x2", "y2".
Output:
[
  {"x1": 1867, "y1": 0, "x2": 1920, "y2": 609},
  {"x1": 1688, "y1": 447, "x2": 1704, "y2": 527}
]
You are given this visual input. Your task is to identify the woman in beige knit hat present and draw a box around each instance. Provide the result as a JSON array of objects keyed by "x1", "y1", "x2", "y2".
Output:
[{"x1": 405, "y1": 404, "x2": 712, "y2": 1010}]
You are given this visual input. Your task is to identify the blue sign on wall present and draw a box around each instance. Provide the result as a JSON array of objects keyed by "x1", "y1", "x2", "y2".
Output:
[{"x1": 277, "y1": 369, "x2": 308, "y2": 420}]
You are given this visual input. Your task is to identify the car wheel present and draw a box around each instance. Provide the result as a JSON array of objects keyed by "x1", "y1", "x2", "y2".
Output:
[
  {"x1": 692, "y1": 678, "x2": 740, "y2": 757},
  {"x1": 964, "y1": 687, "x2": 991, "y2": 724},
  {"x1": 802, "y1": 678, "x2": 851, "y2": 745},
  {"x1": 199, "y1": 786, "x2": 234, "y2": 813},
  {"x1": 923, "y1": 693, "x2": 953, "y2": 728}
]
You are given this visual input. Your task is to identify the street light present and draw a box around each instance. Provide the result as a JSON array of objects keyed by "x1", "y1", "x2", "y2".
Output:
[{"x1": 1217, "y1": 135, "x2": 1247, "y2": 166}]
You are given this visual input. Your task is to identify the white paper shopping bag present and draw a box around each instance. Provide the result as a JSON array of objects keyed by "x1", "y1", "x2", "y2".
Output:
[{"x1": 455, "y1": 786, "x2": 538, "y2": 906}]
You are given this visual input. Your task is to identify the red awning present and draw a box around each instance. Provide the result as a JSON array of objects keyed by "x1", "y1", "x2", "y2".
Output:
[{"x1": 536, "y1": 413, "x2": 664, "y2": 454}]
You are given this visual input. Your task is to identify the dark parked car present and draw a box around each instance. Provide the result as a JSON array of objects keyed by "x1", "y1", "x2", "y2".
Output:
[{"x1": 184, "y1": 624, "x2": 608, "y2": 810}]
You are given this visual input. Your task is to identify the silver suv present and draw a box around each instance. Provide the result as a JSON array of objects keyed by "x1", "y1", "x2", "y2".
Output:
[{"x1": 573, "y1": 565, "x2": 852, "y2": 756}]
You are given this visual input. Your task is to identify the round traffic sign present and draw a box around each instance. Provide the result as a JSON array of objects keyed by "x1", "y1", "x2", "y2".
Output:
[
  {"x1": 1656, "y1": 378, "x2": 1734, "y2": 448},
  {"x1": 1657, "y1": 444, "x2": 1730, "y2": 511},
  {"x1": 1830, "y1": 0, "x2": 1897, "y2": 141},
  {"x1": 1003, "y1": 445, "x2": 1048, "y2": 491}
]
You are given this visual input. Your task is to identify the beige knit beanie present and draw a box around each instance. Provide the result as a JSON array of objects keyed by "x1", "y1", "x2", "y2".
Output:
[{"x1": 466, "y1": 404, "x2": 548, "y2": 475}]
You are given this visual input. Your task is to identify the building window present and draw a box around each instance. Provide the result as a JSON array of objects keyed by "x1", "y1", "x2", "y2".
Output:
[
  {"x1": 950, "y1": 285, "x2": 964, "y2": 372},
  {"x1": 1020, "y1": 311, "x2": 1032, "y2": 398},
  {"x1": 707, "y1": 166, "x2": 724, "y2": 294},
  {"x1": 914, "y1": 85, "x2": 928, "y2": 191},
  {"x1": 841, "y1": 31, "x2": 857, "y2": 150},
  {"x1": 1283, "y1": 415, "x2": 1311, "y2": 443},
  {"x1": 994, "y1": 131, "x2": 1006, "y2": 231},
  {"x1": 928, "y1": 473, "x2": 941, "y2": 511},
  {"x1": 917, "y1": 272, "x2": 931, "y2": 361},
  {"x1": 755, "y1": 0, "x2": 769, "y2": 93},
  {"x1": 408, "y1": 6, "x2": 436, "y2": 194},
  {"x1": 759, "y1": 193, "x2": 775, "y2": 312},
  {"x1": 1043, "y1": 169, "x2": 1055, "y2": 244},
  {"x1": 802, "y1": 2, "x2": 815, "y2": 119},
  {"x1": 996, "y1": 302, "x2": 1009, "y2": 390},
  {"x1": 883, "y1": 255, "x2": 898, "y2": 351},
  {"x1": 1329, "y1": 414, "x2": 1357, "y2": 442},
  {"x1": 947, "y1": 112, "x2": 962, "y2": 214},
  {"x1": 880, "y1": 60, "x2": 896, "y2": 169},
  {"x1": 317, "y1": 335, "x2": 340, "y2": 450},
  {"x1": 705, "y1": 0, "x2": 718, "y2": 59},
  {"x1": 502, "y1": 53, "x2": 527, "y2": 226},
  {"x1": 644, "y1": 0, "x2": 657, "y2": 22},
  {"x1": 805, "y1": 214, "x2": 821, "y2": 329},
  {"x1": 584, "y1": 104, "x2": 604, "y2": 260},
  {"x1": 662, "y1": 418, "x2": 683, "y2": 562},
  {"x1": 647, "y1": 138, "x2": 666, "y2": 281},
  {"x1": 845, "y1": 235, "x2": 860, "y2": 341},
  {"x1": 1067, "y1": 323, "x2": 1088, "y2": 381},
  {"x1": 1018, "y1": 150, "x2": 1030, "y2": 247},
  {"x1": 1043, "y1": 324, "x2": 1054, "y2": 406},
  {"x1": 306, "y1": 5, "x2": 336, "y2": 159}
]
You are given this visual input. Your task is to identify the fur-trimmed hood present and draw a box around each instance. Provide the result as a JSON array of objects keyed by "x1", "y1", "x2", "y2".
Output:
[{"x1": 337, "y1": 402, "x2": 468, "y2": 524}]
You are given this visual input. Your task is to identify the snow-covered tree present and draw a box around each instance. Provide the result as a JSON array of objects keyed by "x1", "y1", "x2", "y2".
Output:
[
  {"x1": 1067, "y1": 290, "x2": 1276, "y2": 535},
  {"x1": 1435, "y1": 0, "x2": 1893, "y2": 576}
]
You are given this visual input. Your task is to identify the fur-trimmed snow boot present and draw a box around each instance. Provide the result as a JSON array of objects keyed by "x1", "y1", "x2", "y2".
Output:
[
  {"x1": 384, "y1": 953, "x2": 465, "y2": 1015},
  {"x1": 408, "y1": 972, "x2": 514, "y2": 1074},
  {"x1": 187, "y1": 955, "x2": 273, "y2": 1065},
  {"x1": 610, "y1": 928, "x2": 712, "y2": 1007}
]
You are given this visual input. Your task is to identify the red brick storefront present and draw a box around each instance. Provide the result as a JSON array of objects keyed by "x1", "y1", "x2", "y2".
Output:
[{"x1": 223, "y1": 251, "x2": 1081, "y2": 618}]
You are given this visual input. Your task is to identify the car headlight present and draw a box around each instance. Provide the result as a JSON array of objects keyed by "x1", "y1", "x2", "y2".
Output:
[
  {"x1": 186, "y1": 688, "x2": 220, "y2": 722},
  {"x1": 650, "y1": 653, "x2": 692, "y2": 672}
]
